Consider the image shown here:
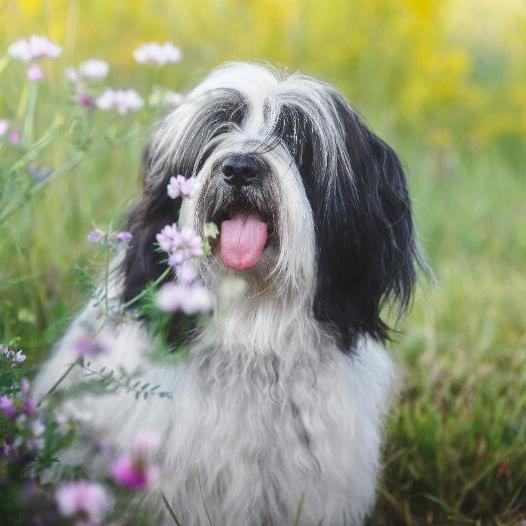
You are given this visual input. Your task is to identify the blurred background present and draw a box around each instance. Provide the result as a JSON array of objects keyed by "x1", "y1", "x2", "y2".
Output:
[{"x1": 0, "y1": 0, "x2": 525, "y2": 524}]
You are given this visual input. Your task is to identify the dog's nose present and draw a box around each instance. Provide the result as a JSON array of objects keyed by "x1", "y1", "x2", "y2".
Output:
[{"x1": 221, "y1": 154, "x2": 263, "y2": 187}]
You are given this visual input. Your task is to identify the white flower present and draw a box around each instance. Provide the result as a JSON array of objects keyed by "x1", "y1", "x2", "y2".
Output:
[
  {"x1": 155, "y1": 282, "x2": 213, "y2": 315},
  {"x1": 133, "y1": 42, "x2": 182, "y2": 66},
  {"x1": 8, "y1": 35, "x2": 61, "y2": 62},
  {"x1": 79, "y1": 59, "x2": 109, "y2": 80},
  {"x1": 0, "y1": 119, "x2": 10, "y2": 137},
  {"x1": 148, "y1": 86, "x2": 184, "y2": 107},
  {"x1": 65, "y1": 66, "x2": 80, "y2": 84},
  {"x1": 96, "y1": 89, "x2": 144, "y2": 114},
  {"x1": 26, "y1": 65, "x2": 44, "y2": 82}
]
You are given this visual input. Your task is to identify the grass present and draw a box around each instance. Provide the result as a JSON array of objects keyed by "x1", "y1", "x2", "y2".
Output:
[{"x1": 1, "y1": 89, "x2": 525, "y2": 523}]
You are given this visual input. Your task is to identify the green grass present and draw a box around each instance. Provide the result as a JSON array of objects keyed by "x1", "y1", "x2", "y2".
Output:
[{"x1": 1, "y1": 99, "x2": 525, "y2": 523}]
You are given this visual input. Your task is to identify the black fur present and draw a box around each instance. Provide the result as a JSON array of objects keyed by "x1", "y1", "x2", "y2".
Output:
[
  {"x1": 275, "y1": 89, "x2": 418, "y2": 350},
  {"x1": 121, "y1": 82, "x2": 419, "y2": 352}
]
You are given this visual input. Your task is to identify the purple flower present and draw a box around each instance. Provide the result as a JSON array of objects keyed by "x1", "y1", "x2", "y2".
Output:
[
  {"x1": 1, "y1": 345, "x2": 26, "y2": 364},
  {"x1": 155, "y1": 282, "x2": 212, "y2": 314},
  {"x1": 156, "y1": 224, "x2": 204, "y2": 266},
  {"x1": 156, "y1": 224, "x2": 179, "y2": 253},
  {"x1": 132, "y1": 432, "x2": 160, "y2": 455},
  {"x1": 8, "y1": 35, "x2": 62, "y2": 62},
  {"x1": 133, "y1": 42, "x2": 182, "y2": 66},
  {"x1": 96, "y1": 89, "x2": 144, "y2": 114},
  {"x1": 55, "y1": 481, "x2": 112, "y2": 523},
  {"x1": 73, "y1": 331, "x2": 115, "y2": 359},
  {"x1": 167, "y1": 174, "x2": 197, "y2": 199},
  {"x1": 177, "y1": 261, "x2": 198, "y2": 285},
  {"x1": 75, "y1": 92, "x2": 96, "y2": 107},
  {"x1": 87, "y1": 230, "x2": 104, "y2": 243},
  {"x1": 0, "y1": 396, "x2": 18, "y2": 419},
  {"x1": 110, "y1": 455, "x2": 153, "y2": 490},
  {"x1": 115, "y1": 231, "x2": 133, "y2": 243},
  {"x1": 26, "y1": 65, "x2": 44, "y2": 82}
]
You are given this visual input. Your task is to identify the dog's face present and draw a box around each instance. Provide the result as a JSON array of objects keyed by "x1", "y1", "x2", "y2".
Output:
[{"x1": 123, "y1": 62, "x2": 419, "y2": 351}]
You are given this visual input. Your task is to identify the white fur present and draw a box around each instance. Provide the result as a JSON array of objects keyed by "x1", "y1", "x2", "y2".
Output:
[{"x1": 34, "y1": 63, "x2": 396, "y2": 526}]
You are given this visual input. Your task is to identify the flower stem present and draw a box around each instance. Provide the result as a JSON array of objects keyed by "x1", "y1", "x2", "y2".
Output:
[
  {"x1": 121, "y1": 266, "x2": 172, "y2": 309},
  {"x1": 37, "y1": 360, "x2": 79, "y2": 407}
]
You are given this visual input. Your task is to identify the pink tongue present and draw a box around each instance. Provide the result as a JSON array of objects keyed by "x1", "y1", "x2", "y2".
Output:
[{"x1": 220, "y1": 212, "x2": 268, "y2": 269}]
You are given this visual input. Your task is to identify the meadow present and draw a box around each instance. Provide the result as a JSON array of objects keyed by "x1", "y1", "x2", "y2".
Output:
[{"x1": 1, "y1": 0, "x2": 525, "y2": 524}]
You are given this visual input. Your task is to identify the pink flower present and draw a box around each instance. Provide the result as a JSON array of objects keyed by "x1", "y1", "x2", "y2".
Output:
[
  {"x1": 133, "y1": 42, "x2": 182, "y2": 66},
  {"x1": 9, "y1": 129, "x2": 20, "y2": 146},
  {"x1": 55, "y1": 481, "x2": 112, "y2": 523},
  {"x1": 26, "y1": 65, "x2": 44, "y2": 82},
  {"x1": 155, "y1": 282, "x2": 212, "y2": 314},
  {"x1": 73, "y1": 332, "x2": 115, "y2": 359},
  {"x1": 1, "y1": 345, "x2": 26, "y2": 364},
  {"x1": 8, "y1": 35, "x2": 61, "y2": 62},
  {"x1": 132, "y1": 432, "x2": 160, "y2": 455},
  {"x1": 177, "y1": 261, "x2": 198, "y2": 285},
  {"x1": 156, "y1": 224, "x2": 203, "y2": 266},
  {"x1": 0, "y1": 379, "x2": 36, "y2": 420},
  {"x1": 96, "y1": 89, "x2": 144, "y2": 114},
  {"x1": 110, "y1": 455, "x2": 153, "y2": 490},
  {"x1": 167, "y1": 174, "x2": 197, "y2": 199}
]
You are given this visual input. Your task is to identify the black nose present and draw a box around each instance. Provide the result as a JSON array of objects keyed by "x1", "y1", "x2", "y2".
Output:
[{"x1": 221, "y1": 154, "x2": 263, "y2": 187}]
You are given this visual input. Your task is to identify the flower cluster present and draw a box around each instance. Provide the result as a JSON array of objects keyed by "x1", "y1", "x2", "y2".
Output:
[
  {"x1": 167, "y1": 174, "x2": 197, "y2": 199},
  {"x1": 87, "y1": 229, "x2": 133, "y2": 246},
  {"x1": 156, "y1": 224, "x2": 203, "y2": 267},
  {"x1": 133, "y1": 42, "x2": 182, "y2": 66},
  {"x1": 148, "y1": 86, "x2": 184, "y2": 108},
  {"x1": 110, "y1": 433, "x2": 159, "y2": 490},
  {"x1": 67, "y1": 59, "x2": 110, "y2": 83},
  {"x1": 155, "y1": 281, "x2": 212, "y2": 314},
  {"x1": 8, "y1": 35, "x2": 62, "y2": 83},
  {"x1": 0, "y1": 379, "x2": 36, "y2": 421},
  {"x1": 8, "y1": 35, "x2": 62, "y2": 62},
  {"x1": 56, "y1": 481, "x2": 113, "y2": 524},
  {"x1": 0, "y1": 345, "x2": 26, "y2": 365},
  {"x1": 96, "y1": 88, "x2": 144, "y2": 114}
]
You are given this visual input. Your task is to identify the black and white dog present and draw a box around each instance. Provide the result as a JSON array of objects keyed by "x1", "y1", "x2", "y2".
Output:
[{"x1": 35, "y1": 62, "x2": 420, "y2": 525}]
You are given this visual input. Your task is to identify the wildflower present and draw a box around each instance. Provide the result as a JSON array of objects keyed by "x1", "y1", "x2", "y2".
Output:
[
  {"x1": 1, "y1": 345, "x2": 27, "y2": 364},
  {"x1": 0, "y1": 378, "x2": 36, "y2": 420},
  {"x1": 75, "y1": 92, "x2": 96, "y2": 108},
  {"x1": 0, "y1": 119, "x2": 10, "y2": 136},
  {"x1": 96, "y1": 89, "x2": 144, "y2": 114},
  {"x1": 26, "y1": 65, "x2": 44, "y2": 82},
  {"x1": 110, "y1": 432, "x2": 159, "y2": 490},
  {"x1": 9, "y1": 129, "x2": 21, "y2": 146},
  {"x1": 55, "y1": 481, "x2": 112, "y2": 523},
  {"x1": 177, "y1": 261, "x2": 198, "y2": 285},
  {"x1": 167, "y1": 174, "x2": 197, "y2": 199},
  {"x1": 156, "y1": 224, "x2": 203, "y2": 265},
  {"x1": 73, "y1": 331, "x2": 115, "y2": 359},
  {"x1": 155, "y1": 282, "x2": 212, "y2": 315},
  {"x1": 115, "y1": 231, "x2": 133, "y2": 243},
  {"x1": 27, "y1": 163, "x2": 53, "y2": 183},
  {"x1": 133, "y1": 42, "x2": 182, "y2": 66},
  {"x1": 87, "y1": 230, "x2": 104, "y2": 243},
  {"x1": 79, "y1": 59, "x2": 109, "y2": 80},
  {"x1": 8, "y1": 35, "x2": 62, "y2": 62}
]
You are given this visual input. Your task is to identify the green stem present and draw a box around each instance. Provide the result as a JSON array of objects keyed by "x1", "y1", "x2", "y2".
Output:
[
  {"x1": 121, "y1": 266, "x2": 172, "y2": 309},
  {"x1": 37, "y1": 361, "x2": 78, "y2": 407}
]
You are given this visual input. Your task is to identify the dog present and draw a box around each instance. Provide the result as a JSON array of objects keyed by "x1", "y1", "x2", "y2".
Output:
[{"x1": 34, "y1": 62, "x2": 420, "y2": 525}]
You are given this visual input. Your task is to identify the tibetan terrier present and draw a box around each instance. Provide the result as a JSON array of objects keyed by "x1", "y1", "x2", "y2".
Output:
[{"x1": 35, "y1": 62, "x2": 420, "y2": 525}]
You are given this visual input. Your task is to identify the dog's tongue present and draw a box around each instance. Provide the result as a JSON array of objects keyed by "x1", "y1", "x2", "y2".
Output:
[{"x1": 220, "y1": 212, "x2": 268, "y2": 269}]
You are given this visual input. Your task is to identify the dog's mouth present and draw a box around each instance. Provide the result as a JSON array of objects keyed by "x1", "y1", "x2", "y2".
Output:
[{"x1": 210, "y1": 204, "x2": 273, "y2": 270}]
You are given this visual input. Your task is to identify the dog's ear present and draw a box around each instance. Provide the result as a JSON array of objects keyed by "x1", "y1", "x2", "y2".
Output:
[{"x1": 311, "y1": 90, "x2": 420, "y2": 351}]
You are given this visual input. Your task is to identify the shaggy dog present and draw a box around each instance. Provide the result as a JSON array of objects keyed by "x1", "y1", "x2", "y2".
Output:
[{"x1": 34, "y1": 62, "x2": 420, "y2": 525}]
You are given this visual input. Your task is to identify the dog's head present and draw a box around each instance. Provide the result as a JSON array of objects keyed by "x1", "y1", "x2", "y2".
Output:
[{"x1": 122, "y1": 62, "x2": 420, "y2": 351}]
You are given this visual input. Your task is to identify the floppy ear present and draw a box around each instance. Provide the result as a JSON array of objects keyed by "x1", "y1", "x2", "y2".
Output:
[{"x1": 311, "y1": 90, "x2": 419, "y2": 351}]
